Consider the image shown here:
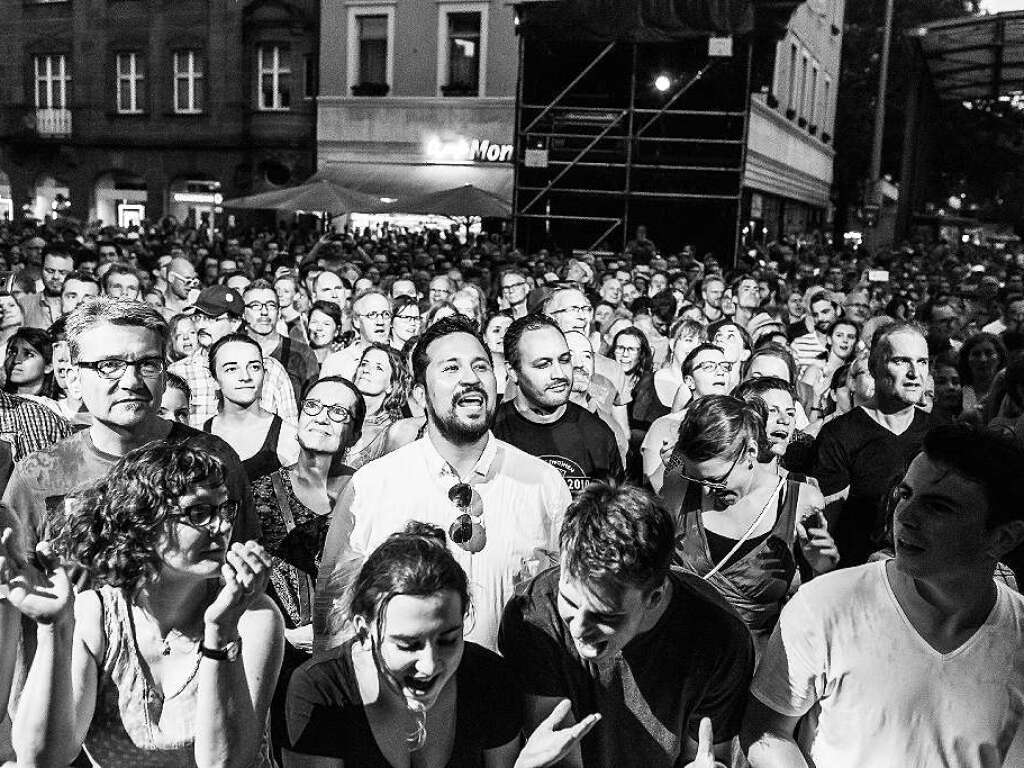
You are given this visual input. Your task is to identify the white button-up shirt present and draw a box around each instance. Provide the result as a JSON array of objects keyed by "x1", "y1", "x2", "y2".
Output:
[{"x1": 317, "y1": 432, "x2": 571, "y2": 650}]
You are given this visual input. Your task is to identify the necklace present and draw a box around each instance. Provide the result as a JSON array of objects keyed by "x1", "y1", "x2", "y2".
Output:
[
  {"x1": 405, "y1": 700, "x2": 428, "y2": 751},
  {"x1": 161, "y1": 630, "x2": 200, "y2": 656}
]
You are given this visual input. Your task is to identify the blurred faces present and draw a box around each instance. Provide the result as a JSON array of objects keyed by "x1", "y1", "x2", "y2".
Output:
[
  {"x1": 787, "y1": 291, "x2": 805, "y2": 319},
  {"x1": 600, "y1": 279, "x2": 622, "y2": 306},
  {"x1": 712, "y1": 323, "x2": 749, "y2": 365},
  {"x1": 42, "y1": 253, "x2": 74, "y2": 296},
  {"x1": 314, "y1": 272, "x2": 349, "y2": 309},
  {"x1": 968, "y1": 339, "x2": 1000, "y2": 383},
  {"x1": 745, "y1": 353, "x2": 792, "y2": 383},
  {"x1": 565, "y1": 331, "x2": 594, "y2": 397},
  {"x1": 167, "y1": 258, "x2": 200, "y2": 300},
  {"x1": 0, "y1": 296, "x2": 22, "y2": 330},
  {"x1": 702, "y1": 278, "x2": 725, "y2": 309},
  {"x1": 429, "y1": 276, "x2": 454, "y2": 304},
  {"x1": 275, "y1": 278, "x2": 296, "y2": 309},
  {"x1": 736, "y1": 278, "x2": 760, "y2": 310},
  {"x1": 61, "y1": 278, "x2": 100, "y2": 316},
  {"x1": 613, "y1": 332, "x2": 642, "y2": 375},
  {"x1": 500, "y1": 273, "x2": 529, "y2": 308},
  {"x1": 1005, "y1": 299, "x2": 1024, "y2": 334},
  {"x1": 353, "y1": 293, "x2": 393, "y2": 344},
  {"x1": 391, "y1": 279, "x2": 418, "y2": 300},
  {"x1": 671, "y1": 331, "x2": 702, "y2": 370},
  {"x1": 509, "y1": 325, "x2": 571, "y2": 413},
  {"x1": 421, "y1": 331, "x2": 496, "y2": 445},
  {"x1": 546, "y1": 288, "x2": 592, "y2": 335},
  {"x1": 243, "y1": 287, "x2": 280, "y2": 337},
  {"x1": 932, "y1": 364, "x2": 962, "y2": 413},
  {"x1": 171, "y1": 317, "x2": 198, "y2": 359},
  {"x1": 212, "y1": 340, "x2": 264, "y2": 408},
  {"x1": 391, "y1": 304, "x2": 422, "y2": 346}
]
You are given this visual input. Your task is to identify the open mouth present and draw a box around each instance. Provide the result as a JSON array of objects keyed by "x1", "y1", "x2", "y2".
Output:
[
  {"x1": 455, "y1": 391, "x2": 486, "y2": 408},
  {"x1": 402, "y1": 674, "x2": 440, "y2": 698},
  {"x1": 770, "y1": 429, "x2": 790, "y2": 440},
  {"x1": 575, "y1": 638, "x2": 608, "y2": 659}
]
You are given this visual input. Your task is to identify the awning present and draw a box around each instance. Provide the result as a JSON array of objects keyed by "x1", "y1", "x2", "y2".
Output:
[
  {"x1": 909, "y1": 11, "x2": 1024, "y2": 102},
  {"x1": 311, "y1": 163, "x2": 513, "y2": 206}
]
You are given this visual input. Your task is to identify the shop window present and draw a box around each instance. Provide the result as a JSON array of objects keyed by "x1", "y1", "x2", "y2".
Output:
[
  {"x1": 173, "y1": 49, "x2": 203, "y2": 114},
  {"x1": 116, "y1": 52, "x2": 145, "y2": 114},
  {"x1": 257, "y1": 45, "x2": 291, "y2": 110},
  {"x1": 347, "y1": 6, "x2": 393, "y2": 95}
]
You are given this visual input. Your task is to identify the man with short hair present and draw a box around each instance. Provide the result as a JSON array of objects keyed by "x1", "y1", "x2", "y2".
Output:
[
  {"x1": 500, "y1": 269, "x2": 531, "y2": 319},
  {"x1": 243, "y1": 280, "x2": 318, "y2": 402},
  {"x1": 500, "y1": 482, "x2": 754, "y2": 768},
  {"x1": 23, "y1": 248, "x2": 74, "y2": 328},
  {"x1": 744, "y1": 425, "x2": 1024, "y2": 767},
  {"x1": 389, "y1": 277, "x2": 419, "y2": 301},
  {"x1": 311, "y1": 270, "x2": 350, "y2": 311},
  {"x1": 732, "y1": 274, "x2": 762, "y2": 328},
  {"x1": 162, "y1": 255, "x2": 200, "y2": 315},
  {"x1": 565, "y1": 330, "x2": 628, "y2": 464},
  {"x1": 814, "y1": 322, "x2": 934, "y2": 566},
  {"x1": 320, "y1": 289, "x2": 393, "y2": 381},
  {"x1": 428, "y1": 274, "x2": 455, "y2": 304},
  {"x1": 59, "y1": 272, "x2": 101, "y2": 317},
  {"x1": 599, "y1": 276, "x2": 623, "y2": 308},
  {"x1": 790, "y1": 289, "x2": 840, "y2": 369},
  {"x1": 96, "y1": 241, "x2": 121, "y2": 264},
  {"x1": 168, "y1": 285, "x2": 298, "y2": 426},
  {"x1": 316, "y1": 315, "x2": 571, "y2": 650},
  {"x1": 493, "y1": 314, "x2": 623, "y2": 494},
  {"x1": 102, "y1": 264, "x2": 142, "y2": 301}
]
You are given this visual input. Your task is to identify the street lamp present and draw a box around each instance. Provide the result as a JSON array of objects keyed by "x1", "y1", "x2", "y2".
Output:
[{"x1": 653, "y1": 74, "x2": 671, "y2": 93}]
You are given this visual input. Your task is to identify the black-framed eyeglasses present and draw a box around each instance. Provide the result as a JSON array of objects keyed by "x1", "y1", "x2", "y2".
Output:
[
  {"x1": 679, "y1": 449, "x2": 745, "y2": 492},
  {"x1": 692, "y1": 360, "x2": 733, "y2": 374},
  {"x1": 393, "y1": 313, "x2": 420, "y2": 323},
  {"x1": 302, "y1": 398, "x2": 353, "y2": 423},
  {"x1": 550, "y1": 305, "x2": 592, "y2": 316},
  {"x1": 502, "y1": 281, "x2": 527, "y2": 293},
  {"x1": 448, "y1": 482, "x2": 485, "y2": 553},
  {"x1": 168, "y1": 500, "x2": 238, "y2": 531},
  {"x1": 76, "y1": 357, "x2": 166, "y2": 380},
  {"x1": 244, "y1": 300, "x2": 278, "y2": 313},
  {"x1": 358, "y1": 310, "x2": 393, "y2": 322}
]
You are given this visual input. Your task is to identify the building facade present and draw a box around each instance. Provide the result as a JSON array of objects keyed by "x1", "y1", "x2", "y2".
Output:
[
  {"x1": 744, "y1": 0, "x2": 845, "y2": 240},
  {"x1": 316, "y1": 0, "x2": 516, "y2": 202},
  {"x1": 0, "y1": 0, "x2": 318, "y2": 228}
]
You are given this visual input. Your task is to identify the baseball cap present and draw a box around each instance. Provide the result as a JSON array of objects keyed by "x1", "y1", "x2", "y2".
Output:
[
  {"x1": 186, "y1": 286, "x2": 243, "y2": 318},
  {"x1": 25, "y1": 237, "x2": 46, "y2": 249}
]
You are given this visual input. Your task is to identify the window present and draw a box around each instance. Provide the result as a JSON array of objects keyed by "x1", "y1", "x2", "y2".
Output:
[
  {"x1": 809, "y1": 65, "x2": 819, "y2": 124},
  {"x1": 303, "y1": 54, "x2": 318, "y2": 100},
  {"x1": 799, "y1": 54, "x2": 809, "y2": 118},
  {"x1": 346, "y1": 6, "x2": 395, "y2": 95},
  {"x1": 173, "y1": 49, "x2": 203, "y2": 114},
  {"x1": 787, "y1": 43, "x2": 797, "y2": 112},
  {"x1": 257, "y1": 45, "x2": 291, "y2": 110},
  {"x1": 116, "y1": 52, "x2": 145, "y2": 114},
  {"x1": 823, "y1": 76, "x2": 832, "y2": 132},
  {"x1": 357, "y1": 16, "x2": 388, "y2": 85},
  {"x1": 445, "y1": 12, "x2": 481, "y2": 94},
  {"x1": 34, "y1": 54, "x2": 70, "y2": 109}
]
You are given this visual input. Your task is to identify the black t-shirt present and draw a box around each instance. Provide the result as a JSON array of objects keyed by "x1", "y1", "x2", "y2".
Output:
[
  {"x1": 813, "y1": 406, "x2": 933, "y2": 566},
  {"x1": 285, "y1": 639, "x2": 523, "y2": 767},
  {"x1": 498, "y1": 567, "x2": 754, "y2": 768},
  {"x1": 492, "y1": 401, "x2": 624, "y2": 494}
]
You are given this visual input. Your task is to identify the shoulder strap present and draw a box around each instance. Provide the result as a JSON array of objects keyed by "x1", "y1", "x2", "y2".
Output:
[
  {"x1": 703, "y1": 478, "x2": 783, "y2": 581},
  {"x1": 271, "y1": 470, "x2": 296, "y2": 532}
]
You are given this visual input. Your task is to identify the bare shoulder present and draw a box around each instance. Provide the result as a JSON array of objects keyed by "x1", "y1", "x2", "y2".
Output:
[{"x1": 73, "y1": 589, "x2": 107, "y2": 663}]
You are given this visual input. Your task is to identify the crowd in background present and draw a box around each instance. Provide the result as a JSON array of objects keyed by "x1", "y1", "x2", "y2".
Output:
[{"x1": 0, "y1": 213, "x2": 1019, "y2": 767}]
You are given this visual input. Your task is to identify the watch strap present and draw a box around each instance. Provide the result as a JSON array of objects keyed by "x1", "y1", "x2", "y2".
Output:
[{"x1": 200, "y1": 638, "x2": 242, "y2": 661}]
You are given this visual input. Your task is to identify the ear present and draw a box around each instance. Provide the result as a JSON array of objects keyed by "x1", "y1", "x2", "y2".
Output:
[
  {"x1": 506, "y1": 360, "x2": 519, "y2": 385},
  {"x1": 352, "y1": 615, "x2": 371, "y2": 643},
  {"x1": 683, "y1": 374, "x2": 696, "y2": 392},
  {"x1": 643, "y1": 579, "x2": 668, "y2": 610},
  {"x1": 986, "y1": 520, "x2": 1024, "y2": 560}
]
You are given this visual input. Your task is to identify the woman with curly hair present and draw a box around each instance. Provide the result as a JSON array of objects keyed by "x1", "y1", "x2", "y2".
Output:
[
  {"x1": 345, "y1": 343, "x2": 410, "y2": 470},
  {"x1": 2, "y1": 441, "x2": 284, "y2": 768}
]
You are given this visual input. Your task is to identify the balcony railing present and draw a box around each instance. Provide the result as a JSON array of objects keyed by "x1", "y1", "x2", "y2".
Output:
[{"x1": 36, "y1": 108, "x2": 72, "y2": 136}]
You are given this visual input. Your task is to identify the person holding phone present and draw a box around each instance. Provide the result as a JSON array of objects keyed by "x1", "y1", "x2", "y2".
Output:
[{"x1": 662, "y1": 395, "x2": 838, "y2": 649}]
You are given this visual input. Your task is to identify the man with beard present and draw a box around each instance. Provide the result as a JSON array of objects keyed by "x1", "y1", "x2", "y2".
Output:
[
  {"x1": 315, "y1": 316, "x2": 570, "y2": 651},
  {"x1": 320, "y1": 289, "x2": 392, "y2": 381},
  {"x1": 492, "y1": 315, "x2": 622, "y2": 495},
  {"x1": 790, "y1": 288, "x2": 840, "y2": 369},
  {"x1": 23, "y1": 247, "x2": 74, "y2": 329},
  {"x1": 243, "y1": 280, "x2": 318, "y2": 401},
  {"x1": 813, "y1": 323, "x2": 935, "y2": 566},
  {"x1": 169, "y1": 285, "x2": 297, "y2": 426}
]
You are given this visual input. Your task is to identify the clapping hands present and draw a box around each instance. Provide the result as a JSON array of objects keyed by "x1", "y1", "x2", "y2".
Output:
[{"x1": 0, "y1": 528, "x2": 75, "y2": 626}]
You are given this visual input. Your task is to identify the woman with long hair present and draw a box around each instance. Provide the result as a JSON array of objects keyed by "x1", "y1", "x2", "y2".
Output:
[
  {"x1": 203, "y1": 333, "x2": 299, "y2": 483},
  {"x1": 653, "y1": 318, "x2": 706, "y2": 409},
  {"x1": 346, "y1": 343, "x2": 410, "y2": 471},
  {"x1": 284, "y1": 523, "x2": 598, "y2": 768},
  {"x1": 662, "y1": 395, "x2": 837, "y2": 648},
  {"x1": 958, "y1": 331, "x2": 1007, "y2": 416},
  {"x1": 308, "y1": 300, "x2": 345, "y2": 365},
  {"x1": 799, "y1": 318, "x2": 860, "y2": 412},
  {"x1": 168, "y1": 313, "x2": 199, "y2": 363},
  {"x1": 4, "y1": 442, "x2": 283, "y2": 767},
  {"x1": 3, "y1": 327, "x2": 60, "y2": 408},
  {"x1": 484, "y1": 311, "x2": 514, "y2": 401}
]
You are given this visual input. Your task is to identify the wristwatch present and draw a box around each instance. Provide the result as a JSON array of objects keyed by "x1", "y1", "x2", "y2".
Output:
[{"x1": 200, "y1": 637, "x2": 242, "y2": 662}]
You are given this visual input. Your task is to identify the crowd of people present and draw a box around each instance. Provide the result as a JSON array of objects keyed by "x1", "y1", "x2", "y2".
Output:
[{"x1": 0, "y1": 214, "x2": 1020, "y2": 767}]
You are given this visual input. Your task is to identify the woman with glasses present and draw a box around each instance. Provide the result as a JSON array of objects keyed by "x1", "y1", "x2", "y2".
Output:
[
  {"x1": 390, "y1": 296, "x2": 422, "y2": 352},
  {"x1": 662, "y1": 395, "x2": 838, "y2": 648},
  {"x1": 203, "y1": 333, "x2": 299, "y2": 483},
  {"x1": 285, "y1": 522, "x2": 598, "y2": 768},
  {"x1": 610, "y1": 326, "x2": 665, "y2": 481},
  {"x1": 5, "y1": 442, "x2": 283, "y2": 768},
  {"x1": 307, "y1": 300, "x2": 345, "y2": 366},
  {"x1": 251, "y1": 375, "x2": 365, "y2": 759},
  {"x1": 345, "y1": 344, "x2": 410, "y2": 471}
]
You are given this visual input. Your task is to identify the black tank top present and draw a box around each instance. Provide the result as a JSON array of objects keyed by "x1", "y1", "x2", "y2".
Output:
[{"x1": 203, "y1": 415, "x2": 284, "y2": 483}]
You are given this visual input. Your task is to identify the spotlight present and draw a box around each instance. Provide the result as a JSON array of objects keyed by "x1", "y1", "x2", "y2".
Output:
[{"x1": 654, "y1": 74, "x2": 671, "y2": 92}]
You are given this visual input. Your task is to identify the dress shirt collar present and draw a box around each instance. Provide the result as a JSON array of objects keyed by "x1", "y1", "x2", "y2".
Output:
[{"x1": 420, "y1": 430, "x2": 498, "y2": 482}]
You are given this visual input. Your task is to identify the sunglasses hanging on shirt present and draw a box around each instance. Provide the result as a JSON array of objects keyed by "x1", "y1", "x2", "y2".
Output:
[{"x1": 447, "y1": 482, "x2": 486, "y2": 554}]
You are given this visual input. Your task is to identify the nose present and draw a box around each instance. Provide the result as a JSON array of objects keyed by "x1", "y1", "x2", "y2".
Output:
[
  {"x1": 119, "y1": 361, "x2": 147, "y2": 389},
  {"x1": 568, "y1": 611, "x2": 595, "y2": 642},
  {"x1": 415, "y1": 643, "x2": 438, "y2": 677}
]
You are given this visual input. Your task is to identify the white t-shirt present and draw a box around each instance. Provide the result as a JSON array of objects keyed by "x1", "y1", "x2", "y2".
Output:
[{"x1": 752, "y1": 560, "x2": 1024, "y2": 768}]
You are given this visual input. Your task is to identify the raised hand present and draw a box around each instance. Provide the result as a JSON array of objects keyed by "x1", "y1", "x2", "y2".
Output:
[
  {"x1": 515, "y1": 699, "x2": 601, "y2": 768},
  {"x1": 0, "y1": 531, "x2": 74, "y2": 626},
  {"x1": 797, "y1": 520, "x2": 840, "y2": 575},
  {"x1": 683, "y1": 717, "x2": 723, "y2": 768},
  {"x1": 203, "y1": 541, "x2": 272, "y2": 632}
]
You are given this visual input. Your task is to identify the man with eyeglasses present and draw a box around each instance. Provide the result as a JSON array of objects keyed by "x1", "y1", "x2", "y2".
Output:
[
  {"x1": 169, "y1": 285, "x2": 297, "y2": 427},
  {"x1": 428, "y1": 275, "x2": 455, "y2": 305},
  {"x1": 316, "y1": 315, "x2": 570, "y2": 651},
  {"x1": 320, "y1": 289, "x2": 393, "y2": 381},
  {"x1": 500, "y1": 269, "x2": 530, "y2": 319},
  {"x1": 23, "y1": 246, "x2": 74, "y2": 329},
  {"x1": 493, "y1": 315, "x2": 623, "y2": 496},
  {"x1": 813, "y1": 323, "x2": 935, "y2": 567},
  {"x1": 243, "y1": 280, "x2": 318, "y2": 402},
  {"x1": 162, "y1": 256, "x2": 201, "y2": 316}
]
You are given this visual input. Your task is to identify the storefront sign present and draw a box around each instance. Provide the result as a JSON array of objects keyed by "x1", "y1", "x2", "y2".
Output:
[
  {"x1": 173, "y1": 192, "x2": 223, "y2": 205},
  {"x1": 425, "y1": 135, "x2": 513, "y2": 164}
]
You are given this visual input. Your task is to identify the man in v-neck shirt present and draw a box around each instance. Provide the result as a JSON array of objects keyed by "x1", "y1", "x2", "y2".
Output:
[
  {"x1": 813, "y1": 324, "x2": 935, "y2": 566},
  {"x1": 743, "y1": 425, "x2": 1024, "y2": 767}
]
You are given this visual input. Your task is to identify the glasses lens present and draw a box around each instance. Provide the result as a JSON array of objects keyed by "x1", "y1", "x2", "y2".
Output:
[
  {"x1": 186, "y1": 504, "x2": 216, "y2": 527},
  {"x1": 326, "y1": 405, "x2": 352, "y2": 424},
  {"x1": 302, "y1": 399, "x2": 322, "y2": 416},
  {"x1": 140, "y1": 358, "x2": 165, "y2": 378},
  {"x1": 449, "y1": 514, "x2": 473, "y2": 544},
  {"x1": 97, "y1": 359, "x2": 127, "y2": 378},
  {"x1": 448, "y1": 483, "x2": 472, "y2": 508}
]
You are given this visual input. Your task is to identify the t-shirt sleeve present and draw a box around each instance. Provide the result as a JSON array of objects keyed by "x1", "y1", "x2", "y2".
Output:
[
  {"x1": 465, "y1": 645, "x2": 525, "y2": 748},
  {"x1": 2, "y1": 458, "x2": 45, "y2": 557},
  {"x1": 688, "y1": 611, "x2": 755, "y2": 743},
  {"x1": 498, "y1": 586, "x2": 571, "y2": 699},
  {"x1": 749, "y1": 587, "x2": 827, "y2": 718},
  {"x1": 285, "y1": 658, "x2": 346, "y2": 757},
  {"x1": 812, "y1": 420, "x2": 850, "y2": 497}
]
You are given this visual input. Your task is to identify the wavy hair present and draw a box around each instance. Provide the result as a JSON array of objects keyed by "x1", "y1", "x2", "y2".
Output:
[
  {"x1": 357, "y1": 342, "x2": 411, "y2": 414},
  {"x1": 52, "y1": 443, "x2": 227, "y2": 594}
]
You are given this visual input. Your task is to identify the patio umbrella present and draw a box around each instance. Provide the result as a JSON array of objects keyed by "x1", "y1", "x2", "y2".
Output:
[
  {"x1": 221, "y1": 179, "x2": 381, "y2": 214},
  {"x1": 384, "y1": 183, "x2": 512, "y2": 218}
]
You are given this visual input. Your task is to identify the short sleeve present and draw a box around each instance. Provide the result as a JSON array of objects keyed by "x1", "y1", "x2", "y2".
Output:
[
  {"x1": 812, "y1": 419, "x2": 850, "y2": 498},
  {"x1": 686, "y1": 612, "x2": 755, "y2": 743},
  {"x1": 749, "y1": 587, "x2": 827, "y2": 718},
  {"x1": 462, "y1": 644, "x2": 524, "y2": 748},
  {"x1": 498, "y1": 584, "x2": 571, "y2": 699}
]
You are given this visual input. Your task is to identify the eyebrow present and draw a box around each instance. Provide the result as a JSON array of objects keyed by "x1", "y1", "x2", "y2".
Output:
[{"x1": 390, "y1": 624, "x2": 463, "y2": 641}]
